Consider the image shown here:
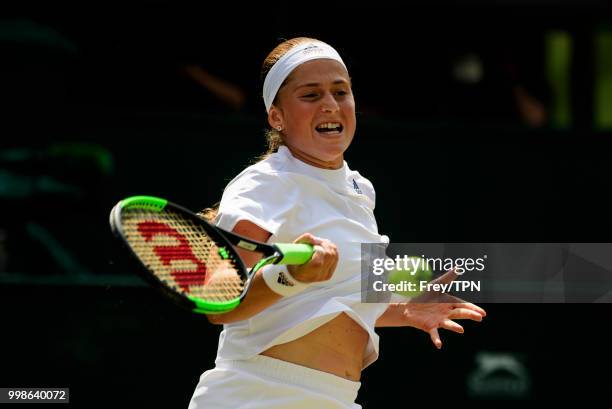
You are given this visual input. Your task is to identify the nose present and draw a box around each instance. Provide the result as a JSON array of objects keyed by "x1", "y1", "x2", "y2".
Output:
[{"x1": 320, "y1": 92, "x2": 340, "y2": 113}]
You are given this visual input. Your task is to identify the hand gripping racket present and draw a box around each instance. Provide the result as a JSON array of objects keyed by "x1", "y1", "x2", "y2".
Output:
[{"x1": 109, "y1": 195, "x2": 313, "y2": 314}]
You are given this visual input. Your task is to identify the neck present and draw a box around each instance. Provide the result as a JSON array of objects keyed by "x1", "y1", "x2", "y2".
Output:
[{"x1": 285, "y1": 146, "x2": 343, "y2": 170}]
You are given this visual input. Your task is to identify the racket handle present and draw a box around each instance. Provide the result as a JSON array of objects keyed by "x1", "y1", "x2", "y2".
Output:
[{"x1": 274, "y1": 243, "x2": 314, "y2": 265}]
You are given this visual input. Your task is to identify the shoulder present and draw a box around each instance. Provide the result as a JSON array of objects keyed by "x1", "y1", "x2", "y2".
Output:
[
  {"x1": 223, "y1": 152, "x2": 292, "y2": 194},
  {"x1": 216, "y1": 152, "x2": 298, "y2": 235}
]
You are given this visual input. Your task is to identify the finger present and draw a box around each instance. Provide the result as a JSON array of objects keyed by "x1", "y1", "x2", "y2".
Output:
[
  {"x1": 441, "y1": 319, "x2": 464, "y2": 334},
  {"x1": 295, "y1": 233, "x2": 322, "y2": 245},
  {"x1": 429, "y1": 328, "x2": 442, "y2": 349},
  {"x1": 448, "y1": 308, "x2": 484, "y2": 321},
  {"x1": 319, "y1": 239, "x2": 338, "y2": 254},
  {"x1": 304, "y1": 245, "x2": 325, "y2": 269},
  {"x1": 321, "y1": 241, "x2": 338, "y2": 276},
  {"x1": 328, "y1": 252, "x2": 339, "y2": 279},
  {"x1": 455, "y1": 302, "x2": 487, "y2": 317},
  {"x1": 430, "y1": 268, "x2": 458, "y2": 285},
  {"x1": 321, "y1": 252, "x2": 338, "y2": 281}
]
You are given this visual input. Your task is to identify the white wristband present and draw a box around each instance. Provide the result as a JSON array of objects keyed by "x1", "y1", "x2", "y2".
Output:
[{"x1": 261, "y1": 264, "x2": 310, "y2": 297}]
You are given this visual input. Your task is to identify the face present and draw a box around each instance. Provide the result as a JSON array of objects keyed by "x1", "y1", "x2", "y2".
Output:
[{"x1": 268, "y1": 59, "x2": 356, "y2": 169}]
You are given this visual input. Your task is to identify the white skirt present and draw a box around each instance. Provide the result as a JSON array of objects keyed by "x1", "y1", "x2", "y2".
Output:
[{"x1": 188, "y1": 355, "x2": 362, "y2": 409}]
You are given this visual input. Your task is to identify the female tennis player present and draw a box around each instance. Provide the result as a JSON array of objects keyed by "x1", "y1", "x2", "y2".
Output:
[{"x1": 188, "y1": 37, "x2": 486, "y2": 409}]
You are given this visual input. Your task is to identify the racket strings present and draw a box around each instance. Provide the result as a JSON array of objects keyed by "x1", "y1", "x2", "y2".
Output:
[{"x1": 122, "y1": 208, "x2": 245, "y2": 302}]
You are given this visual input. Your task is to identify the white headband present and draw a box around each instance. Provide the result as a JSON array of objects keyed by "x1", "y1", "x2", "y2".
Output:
[{"x1": 262, "y1": 41, "x2": 347, "y2": 113}]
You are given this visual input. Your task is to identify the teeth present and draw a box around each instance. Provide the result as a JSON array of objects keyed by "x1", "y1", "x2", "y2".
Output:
[{"x1": 317, "y1": 122, "x2": 341, "y2": 129}]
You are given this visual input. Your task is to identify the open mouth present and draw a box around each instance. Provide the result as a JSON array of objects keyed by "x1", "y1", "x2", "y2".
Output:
[{"x1": 315, "y1": 122, "x2": 344, "y2": 134}]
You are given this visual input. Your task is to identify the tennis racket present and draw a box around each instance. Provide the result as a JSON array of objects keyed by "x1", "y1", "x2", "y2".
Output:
[{"x1": 109, "y1": 195, "x2": 313, "y2": 314}]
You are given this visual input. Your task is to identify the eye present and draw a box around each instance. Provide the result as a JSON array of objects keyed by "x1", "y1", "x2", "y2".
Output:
[{"x1": 301, "y1": 93, "x2": 318, "y2": 98}]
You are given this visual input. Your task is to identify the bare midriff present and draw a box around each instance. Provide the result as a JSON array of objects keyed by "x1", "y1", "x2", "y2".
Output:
[{"x1": 260, "y1": 312, "x2": 369, "y2": 381}]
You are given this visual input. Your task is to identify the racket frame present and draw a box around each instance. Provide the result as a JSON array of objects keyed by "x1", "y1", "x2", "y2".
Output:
[{"x1": 110, "y1": 196, "x2": 311, "y2": 315}]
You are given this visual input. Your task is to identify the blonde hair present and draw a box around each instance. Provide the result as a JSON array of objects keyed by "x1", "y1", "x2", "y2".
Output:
[{"x1": 200, "y1": 37, "x2": 319, "y2": 221}]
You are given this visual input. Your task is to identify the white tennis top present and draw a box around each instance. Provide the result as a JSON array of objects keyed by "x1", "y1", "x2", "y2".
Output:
[{"x1": 214, "y1": 145, "x2": 390, "y2": 369}]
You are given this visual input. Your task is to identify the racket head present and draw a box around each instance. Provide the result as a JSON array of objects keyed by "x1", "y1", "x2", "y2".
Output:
[{"x1": 110, "y1": 195, "x2": 250, "y2": 314}]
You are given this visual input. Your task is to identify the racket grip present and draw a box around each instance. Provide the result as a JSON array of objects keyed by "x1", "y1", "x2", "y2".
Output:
[{"x1": 274, "y1": 243, "x2": 314, "y2": 265}]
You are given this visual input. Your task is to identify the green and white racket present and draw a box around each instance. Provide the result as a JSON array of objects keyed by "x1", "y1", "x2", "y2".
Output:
[{"x1": 109, "y1": 195, "x2": 313, "y2": 314}]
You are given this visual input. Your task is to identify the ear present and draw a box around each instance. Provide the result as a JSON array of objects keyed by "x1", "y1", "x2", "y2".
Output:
[{"x1": 267, "y1": 105, "x2": 284, "y2": 130}]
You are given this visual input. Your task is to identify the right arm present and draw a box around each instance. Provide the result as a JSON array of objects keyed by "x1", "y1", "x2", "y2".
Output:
[{"x1": 207, "y1": 220, "x2": 338, "y2": 324}]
